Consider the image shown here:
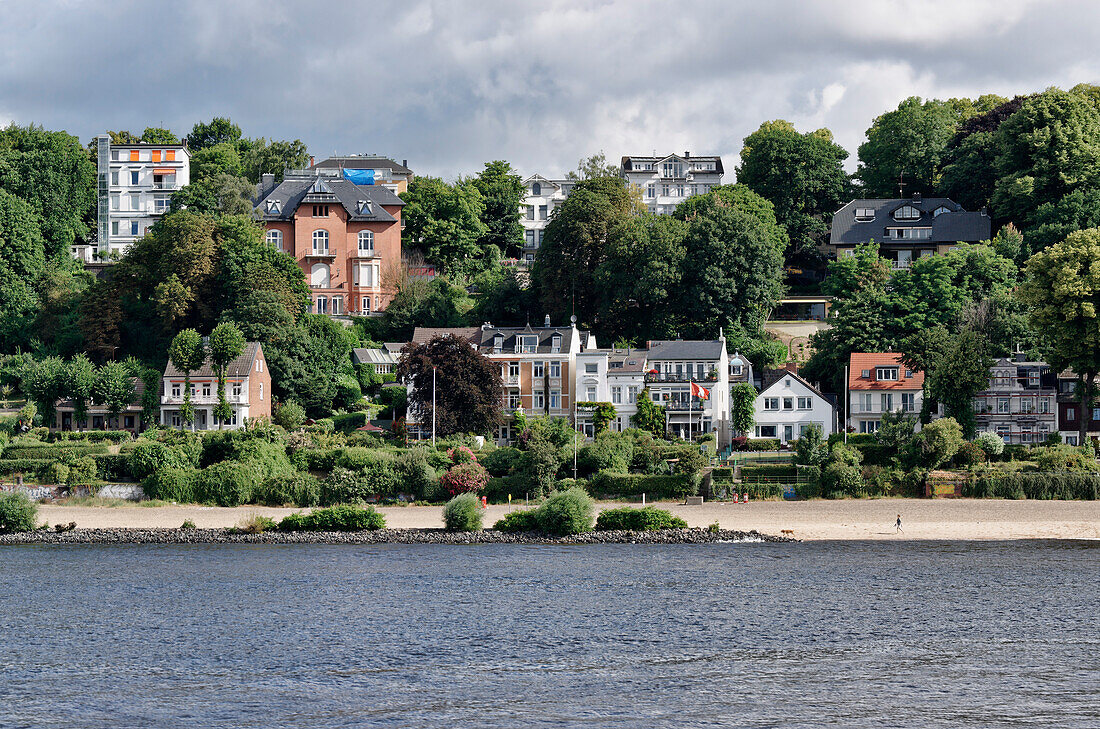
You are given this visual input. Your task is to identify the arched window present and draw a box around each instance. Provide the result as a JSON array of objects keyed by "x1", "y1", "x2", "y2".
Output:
[
  {"x1": 310, "y1": 262, "x2": 330, "y2": 288},
  {"x1": 266, "y1": 229, "x2": 282, "y2": 251},
  {"x1": 893, "y1": 205, "x2": 920, "y2": 220},
  {"x1": 358, "y1": 230, "x2": 374, "y2": 254},
  {"x1": 312, "y1": 229, "x2": 329, "y2": 254},
  {"x1": 532, "y1": 182, "x2": 541, "y2": 195}
]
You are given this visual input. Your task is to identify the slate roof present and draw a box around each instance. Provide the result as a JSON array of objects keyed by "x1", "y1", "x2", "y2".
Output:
[
  {"x1": 164, "y1": 342, "x2": 262, "y2": 379},
  {"x1": 646, "y1": 340, "x2": 725, "y2": 361},
  {"x1": 411, "y1": 327, "x2": 481, "y2": 346},
  {"x1": 848, "y1": 353, "x2": 924, "y2": 391},
  {"x1": 759, "y1": 370, "x2": 830, "y2": 402},
  {"x1": 830, "y1": 197, "x2": 990, "y2": 246},
  {"x1": 254, "y1": 173, "x2": 405, "y2": 223},
  {"x1": 351, "y1": 347, "x2": 398, "y2": 366},
  {"x1": 478, "y1": 324, "x2": 590, "y2": 354},
  {"x1": 311, "y1": 156, "x2": 412, "y2": 175},
  {"x1": 621, "y1": 154, "x2": 724, "y2": 175}
]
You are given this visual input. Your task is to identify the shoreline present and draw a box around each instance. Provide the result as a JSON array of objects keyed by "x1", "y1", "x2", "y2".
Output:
[{"x1": 14, "y1": 498, "x2": 1100, "y2": 541}]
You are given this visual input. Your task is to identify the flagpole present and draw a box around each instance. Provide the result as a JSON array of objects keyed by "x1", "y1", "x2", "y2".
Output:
[{"x1": 689, "y1": 377, "x2": 693, "y2": 441}]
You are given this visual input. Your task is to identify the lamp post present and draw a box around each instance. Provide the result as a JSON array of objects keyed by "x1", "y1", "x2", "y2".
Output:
[{"x1": 431, "y1": 365, "x2": 436, "y2": 448}]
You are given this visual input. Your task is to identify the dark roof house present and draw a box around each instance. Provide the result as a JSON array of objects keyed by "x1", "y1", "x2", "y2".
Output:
[{"x1": 830, "y1": 194, "x2": 990, "y2": 249}]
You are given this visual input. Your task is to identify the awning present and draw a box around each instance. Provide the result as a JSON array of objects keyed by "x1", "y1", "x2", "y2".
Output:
[{"x1": 153, "y1": 168, "x2": 176, "y2": 175}]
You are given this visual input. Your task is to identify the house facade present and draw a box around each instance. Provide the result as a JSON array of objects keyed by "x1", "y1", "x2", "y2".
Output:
[
  {"x1": 643, "y1": 338, "x2": 730, "y2": 443},
  {"x1": 160, "y1": 342, "x2": 271, "y2": 431},
  {"x1": 753, "y1": 371, "x2": 835, "y2": 443},
  {"x1": 1055, "y1": 370, "x2": 1100, "y2": 446},
  {"x1": 309, "y1": 155, "x2": 413, "y2": 194},
  {"x1": 519, "y1": 175, "x2": 574, "y2": 266},
  {"x1": 574, "y1": 348, "x2": 648, "y2": 436},
  {"x1": 80, "y1": 137, "x2": 191, "y2": 262},
  {"x1": 972, "y1": 357, "x2": 1057, "y2": 444},
  {"x1": 254, "y1": 168, "x2": 404, "y2": 316},
  {"x1": 54, "y1": 378, "x2": 149, "y2": 433},
  {"x1": 620, "y1": 153, "x2": 723, "y2": 215},
  {"x1": 830, "y1": 194, "x2": 991, "y2": 269},
  {"x1": 847, "y1": 353, "x2": 923, "y2": 434}
]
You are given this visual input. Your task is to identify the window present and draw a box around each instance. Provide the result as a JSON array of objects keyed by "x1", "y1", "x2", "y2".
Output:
[
  {"x1": 549, "y1": 390, "x2": 560, "y2": 409},
  {"x1": 886, "y1": 227, "x2": 932, "y2": 240},
  {"x1": 332, "y1": 296, "x2": 343, "y2": 315},
  {"x1": 861, "y1": 369, "x2": 870, "y2": 378},
  {"x1": 932, "y1": 205, "x2": 951, "y2": 217},
  {"x1": 266, "y1": 200, "x2": 281, "y2": 214},
  {"x1": 1039, "y1": 398, "x2": 1050, "y2": 414},
  {"x1": 129, "y1": 150, "x2": 140, "y2": 162},
  {"x1": 549, "y1": 361, "x2": 561, "y2": 378},
  {"x1": 526, "y1": 206, "x2": 535, "y2": 220},
  {"x1": 1067, "y1": 407, "x2": 1076, "y2": 422},
  {"x1": 905, "y1": 370, "x2": 913, "y2": 378},
  {"x1": 1092, "y1": 408, "x2": 1100, "y2": 422},
  {"x1": 675, "y1": 184, "x2": 684, "y2": 197},
  {"x1": 859, "y1": 393, "x2": 873, "y2": 412},
  {"x1": 755, "y1": 425, "x2": 777, "y2": 438},
  {"x1": 129, "y1": 193, "x2": 140, "y2": 211},
  {"x1": 171, "y1": 414, "x2": 181, "y2": 428},
  {"x1": 124, "y1": 415, "x2": 135, "y2": 429},
  {"x1": 111, "y1": 171, "x2": 119, "y2": 186},
  {"x1": 661, "y1": 184, "x2": 670, "y2": 196},
  {"x1": 531, "y1": 182, "x2": 541, "y2": 196},
  {"x1": 551, "y1": 335, "x2": 562, "y2": 353},
  {"x1": 764, "y1": 398, "x2": 779, "y2": 411},
  {"x1": 111, "y1": 150, "x2": 119, "y2": 161},
  {"x1": 153, "y1": 195, "x2": 170, "y2": 213},
  {"x1": 525, "y1": 230, "x2": 535, "y2": 248},
  {"x1": 266, "y1": 230, "x2": 282, "y2": 251},
  {"x1": 508, "y1": 362, "x2": 520, "y2": 379},
  {"x1": 171, "y1": 384, "x2": 181, "y2": 399},
  {"x1": 647, "y1": 185, "x2": 655, "y2": 198},
  {"x1": 151, "y1": 150, "x2": 161, "y2": 163},
  {"x1": 312, "y1": 230, "x2": 329, "y2": 254},
  {"x1": 315, "y1": 296, "x2": 328, "y2": 314},
  {"x1": 585, "y1": 363, "x2": 597, "y2": 374},
  {"x1": 110, "y1": 194, "x2": 120, "y2": 211},
  {"x1": 111, "y1": 221, "x2": 119, "y2": 236},
  {"x1": 533, "y1": 390, "x2": 545, "y2": 409},
  {"x1": 312, "y1": 205, "x2": 329, "y2": 217},
  {"x1": 586, "y1": 386, "x2": 597, "y2": 401},
  {"x1": 1021, "y1": 398, "x2": 1035, "y2": 414},
  {"x1": 876, "y1": 367, "x2": 899, "y2": 381},
  {"x1": 202, "y1": 383, "x2": 211, "y2": 398},
  {"x1": 539, "y1": 205, "x2": 547, "y2": 220},
  {"x1": 517, "y1": 335, "x2": 538, "y2": 353},
  {"x1": 533, "y1": 361, "x2": 544, "y2": 378},
  {"x1": 356, "y1": 262, "x2": 375, "y2": 287},
  {"x1": 893, "y1": 205, "x2": 920, "y2": 220},
  {"x1": 166, "y1": 150, "x2": 176, "y2": 162},
  {"x1": 783, "y1": 398, "x2": 794, "y2": 410},
  {"x1": 860, "y1": 420, "x2": 881, "y2": 434},
  {"x1": 797, "y1": 397, "x2": 812, "y2": 410},
  {"x1": 130, "y1": 221, "x2": 139, "y2": 235},
  {"x1": 902, "y1": 393, "x2": 916, "y2": 412},
  {"x1": 881, "y1": 393, "x2": 894, "y2": 411},
  {"x1": 493, "y1": 335, "x2": 503, "y2": 353},
  {"x1": 1028, "y1": 371, "x2": 1040, "y2": 387},
  {"x1": 997, "y1": 398, "x2": 1010, "y2": 414},
  {"x1": 358, "y1": 231, "x2": 374, "y2": 254},
  {"x1": 362, "y1": 297, "x2": 371, "y2": 313},
  {"x1": 627, "y1": 386, "x2": 638, "y2": 404},
  {"x1": 612, "y1": 386, "x2": 622, "y2": 404},
  {"x1": 854, "y1": 207, "x2": 876, "y2": 220},
  {"x1": 259, "y1": 383, "x2": 264, "y2": 401}
]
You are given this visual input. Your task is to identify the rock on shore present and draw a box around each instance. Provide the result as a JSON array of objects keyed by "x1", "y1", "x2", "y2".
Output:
[{"x1": 0, "y1": 527, "x2": 794, "y2": 545}]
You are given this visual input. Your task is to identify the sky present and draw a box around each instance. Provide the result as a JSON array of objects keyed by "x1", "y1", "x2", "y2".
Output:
[{"x1": 2, "y1": 0, "x2": 1099, "y2": 180}]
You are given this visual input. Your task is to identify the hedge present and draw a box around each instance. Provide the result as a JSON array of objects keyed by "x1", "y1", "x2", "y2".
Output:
[
  {"x1": 710, "y1": 467, "x2": 734, "y2": 483},
  {"x1": 332, "y1": 412, "x2": 368, "y2": 434},
  {"x1": 852, "y1": 443, "x2": 894, "y2": 467},
  {"x1": 52, "y1": 431, "x2": 132, "y2": 444},
  {"x1": 587, "y1": 471, "x2": 698, "y2": 500},
  {"x1": 0, "y1": 458, "x2": 52, "y2": 476},
  {"x1": 92, "y1": 454, "x2": 130, "y2": 482},
  {"x1": 964, "y1": 472, "x2": 1100, "y2": 500},
  {"x1": 595, "y1": 506, "x2": 687, "y2": 531},
  {"x1": 142, "y1": 467, "x2": 199, "y2": 502},
  {"x1": 742, "y1": 438, "x2": 782, "y2": 452},
  {"x1": 278, "y1": 505, "x2": 386, "y2": 531},
  {"x1": 739, "y1": 465, "x2": 798, "y2": 481},
  {"x1": 827, "y1": 433, "x2": 877, "y2": 447},
  {"x1": 3, "y1": 442, "x2": 109, "y2": 459}
]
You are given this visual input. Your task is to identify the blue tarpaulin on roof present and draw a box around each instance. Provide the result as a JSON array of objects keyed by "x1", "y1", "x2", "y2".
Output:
[{"x1": 342, "y1": 168, "x2": 376, "y2": 185}]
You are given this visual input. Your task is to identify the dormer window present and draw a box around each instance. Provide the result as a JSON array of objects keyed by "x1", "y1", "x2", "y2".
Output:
[
  {"x1": 893, "y1": 205, "x2": 920, "y2": 221},
  {"x1": 266, "y1": 200, "x2": 281, "y2": 214},
  {"x1": 532, "y1": 182, "x2": 541, "y2": 195},
  {"x1": 551, "y1": 335, "x2": 562, "y2": 353},
  {"x1": 853, "y1": 207, "x2": 875, "y2": 221},
  {"x1": 357, "y1": 200, "x2": 372, "y2": 215},
  {"x1": 932, "y1": 205, "x2": 951, "y2": 217},
  {"x1": 876, "y1": 367, "x2": 899, "y2": 381},
  {"x1": 517, "y1": 335, "x2": 538, "y2": 354},
  {"x1": 493, "y1": 335, "x2": 503, "y2": 353}
]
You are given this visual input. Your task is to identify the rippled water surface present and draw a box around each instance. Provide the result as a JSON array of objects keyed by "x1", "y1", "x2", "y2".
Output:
[{"x1": 1, "y1": 541, "x2": 1098, "y2": 728}]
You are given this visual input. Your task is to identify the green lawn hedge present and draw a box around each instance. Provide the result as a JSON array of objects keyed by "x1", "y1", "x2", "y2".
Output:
[
  {"x1": 0, "y1": 458, "x2": 52, "y2": 476},
  {"x1": 587, "y1": 471, "x2": 698, "y2": 500},
  {"x1": 92, "y1": 454, "x2": 130, "y2": 482},
  {"x1": 739, "y1": 465, "x2": 798, "y2": 481},
  {"x1": 52, "y1": 431, "x2": 132, "y2": 444},
  {"x1": 595, "y1": 506, "x2": 687, "y2": 531},
  {"x1": 964, "y1": 472, "x2": 1100, "y2": 500},
  {"x1": 3, "y1": 442, "x2": 109, "y2": 460}
]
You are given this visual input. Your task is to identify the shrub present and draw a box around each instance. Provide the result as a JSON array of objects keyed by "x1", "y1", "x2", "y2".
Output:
[
  {"x1": 954, "y1": 441, "x2": 986, "y2": 467},
  {"x1": 334, "y1": 374, "x2": 363, "y2": 410},
  {"x1": 66, "y1": 456, "x2": 98, "y2": 486},
  {"x1": 822, "y1": 462, "x2": 865, "y2": 497},
  {"x1": 852, "y1": 443, "x2": 894, "y2": 467},
  {"x1": 272, "y1": 401, "x2": 306, "y2": 430},
  {"x1": 44, "y1": 461, "x2": 69, "y2": 485},
  {"x1": 442, "y1": 493, "x2": 483, "y2": 531},
  {"x1": 394, "y1": 449, "x2": 438, "y2": 499},
  {"x1": 336, "y1": 447, "x2": 396, "y2": 471},
  {"x1": 439, "y1": 461, "x2": 490, "y2": 497},
  {"x1": 278, "y1": 504, "x2": 386, "y2": 531},
  {"x1": 195, "y1": 461, "x2": 260, "y2": 506},
  {"x1": 142, "y1": 467, "x2": 199, "y2": 502},
  {"x1": 587, "y1": 472, "x2": 698, "y2": 500},
  {"x1": 829, "y1": 443, "x2": 863, "y2": 467},
  {"x1": 481, "y1": 446, "x2": 523, "y2": 477},
  {"x1": 180, "y1": 519, "x2": 197, "y2": 530},
  {"x1": 914, "y1": 417, "x2": 963, "y2": 468},
  {"x1": 493, "y1": 509, "x2": 540, "y2": 532},
  {"x1": 320, "y1": 463, "x2": 400, "y2": 505},
  {"x1": 235, "y1": 514, "x2": 278, "y2": 534},
  {"x1": 447, "y1": 446, "x2": 478, "y2": 466},
  {"x1": 711, "y1": 467, "x2": 734, "y2": 483},
  {"x1": 577, "y1": 431, "x2": 634, "y2": 475},
  {"x1": 744, "y1": 438, "x2": 781, "y2": 451},
  {"x1": 54, "y1": 430, "x2": 132, "y2": 444},
  {"x1": 253, "y1": 472, "x2": 320, "y2": 507},
  {"x1": 0, "y1": 458, "x2": 50, "y2": 478},
  {"x1": 0, "y1": 492, "x2": 37, "y2": 533},
  {"x1": 127, "y1": 440, "x2": 191, "y2": 480},
  {"x1": 595, "y1": 506, "x2": 687, "y2": 531},
  {"x1": 794, "y1": 424, "x2": 828, "y2": 466},
  {"x1": 332, "y1": 411, "x2": 368, "y2": 434},
  {"x1": 294, "y1": 448, "x2": 340, "y2": 473},
  {"x1": 1034, "y1": 444, "x2": 1096, "y2": 472},
  {"x1": 3, "y1": 442, "x2": 108, "y2": 460},
  {"x1": 536, "y1": 487, "x2": 594, "y2": 535},
  {"x1": 975, "y1": 431, "x2": 1005, "y2": 457},
  {"x1": 92, "y1": 454, "x2": 130, "y2": 482}
]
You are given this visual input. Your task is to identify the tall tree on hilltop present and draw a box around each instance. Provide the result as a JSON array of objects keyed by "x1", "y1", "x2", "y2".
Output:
[
  {"x1": 399, "y1": 176, "x2": 489, "y2": 277},
  {"x1": 397, "y1": 335, "x2": 504, "y2": 437},
  {"x1": 185, "y1": 117, "x2": 243, "y2": 151},
  {"x1": 566, "y1": 152, "x2": 619, "y2": 181},
  {"x1": 472, "y1": 160, "x2": 526, "y2": 259},
  {"x1": 0, "y1": 189, "x2": 47, "y2": 351}
]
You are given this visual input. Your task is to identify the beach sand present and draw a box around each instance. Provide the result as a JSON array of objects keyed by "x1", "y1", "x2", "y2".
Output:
[{"x1": 35, "y1": 498, "x2": 1100, "y2": 541}]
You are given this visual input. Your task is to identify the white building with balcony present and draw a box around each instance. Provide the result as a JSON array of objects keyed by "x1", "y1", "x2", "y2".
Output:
[
  {"x1": 847, "y1": 353, "x2": 924, "y2": 434},
  {"x1": 642, "y1": 337, "x2": 730, "y2": 442},
  {"x1": 159, "y1": 342, "x2": 271, "y2": 431},
  {"x1": 574, "y1": 348, "x2": 648, "y2": 436},
  {"x1": 620, "y1": 153, "x2": 724, "y2": 215},
  {"x1": 753, "y1": 371, "x2": 835, "y2": 443},
  {"x1": 519, "y1": 175, "x2": 573, "y2": 266},
  {"x1": 79, "y1": 137, "x2": 190, "y2": 262}
]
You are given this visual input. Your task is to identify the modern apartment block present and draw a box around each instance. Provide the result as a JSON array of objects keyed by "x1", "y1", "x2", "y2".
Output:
[
  {"x1": 254, "y1": 168, "x2": 404, "y2": 316},
  {"x1": 620, "y1": 153, "x2": 723, "y2": 215},
  {"x1": 830, "y1": 194, "x2": 991, "y2": 269},
  {"x1": 972, "y1": 356, "x2": 1057, "y2": 444},
  {"x1": 847, "y1": 353, "x2": 924, "y2": 434},
  {"x1": 80, "y1": 136, "x2": 191, "y2": 262},
  {"x1": 159, "y1": 342, "x2": 271, "y2": 431},
  {"x1": 519, "y1": 175, "x2": 574, "y2": 265},
  {"x1": 310, "y1": 155, "x2": 413, "y2": 194}
]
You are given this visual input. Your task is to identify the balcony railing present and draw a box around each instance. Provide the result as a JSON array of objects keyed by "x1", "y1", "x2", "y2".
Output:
[
  {"x1": 645, "y1": 372, "x2": 718, "y2": 383},
  {"x1": 163, "y1": 394, "x2": 247, "y2": 405},
  {"x1": 306, "y1": 249, "x2": 335, "y2": 257},
  {"x1": 151, "y1": 181, "x2": 178, "y2": 190},
  {"x1": 503, "y1": 375, "x2": 520, "y2": 386}
]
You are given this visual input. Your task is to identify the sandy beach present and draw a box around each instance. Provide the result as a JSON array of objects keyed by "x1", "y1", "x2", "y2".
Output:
[{"x1": 33, "y1": 498, "x2": 1100, "y2": 541}]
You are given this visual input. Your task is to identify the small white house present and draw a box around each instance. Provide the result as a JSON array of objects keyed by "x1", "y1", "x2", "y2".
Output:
[{"x1": 753, "y1": 371, "x2": 834, "y2": 443}]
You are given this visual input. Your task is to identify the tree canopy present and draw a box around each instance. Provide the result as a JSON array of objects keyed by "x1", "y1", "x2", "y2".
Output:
[{"x1": 397, "y1": 335, "x2": 504, "y2": 436}]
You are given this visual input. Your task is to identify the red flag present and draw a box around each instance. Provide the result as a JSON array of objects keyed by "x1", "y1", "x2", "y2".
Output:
[{"x1": 691, "y1": 382, "x2": 710, "y2": 400}]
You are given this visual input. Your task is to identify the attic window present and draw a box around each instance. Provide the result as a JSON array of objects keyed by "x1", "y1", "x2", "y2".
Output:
[
  {"x1": 357, "y1": 200, "x2": 372, "y2": 215},
  {"x1": 893, "y1": 205, "x2": 920, "y2": 221},
  {"x1": 933, "y1": 205, "x2": 951, "y2": 217},
  {"x1": 876, "y1": 367, "x2": 899, "y2": 381},
  {"x1": 266, "y1": 200, "x2": 281, "y2": 214},
  {"x1": 532, "y1": 182, "x2": 541, "y2": 195},
  {"x1": 551, "y1": 335, "x2": 562, "y2": 353},
  {"x1": 861, "y1": 369, "x2": 870, "y2": 378},
  {"x1": 854, "y1": 207, "x2": 875, "y2": 221},
  {"x1": 493, "y1": 335, "x2": 503, "y2": 353}
]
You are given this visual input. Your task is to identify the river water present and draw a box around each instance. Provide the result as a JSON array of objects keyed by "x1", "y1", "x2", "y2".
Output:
[{"x1": 0, "y1": 541, "x2": 1097, "y2": 728}]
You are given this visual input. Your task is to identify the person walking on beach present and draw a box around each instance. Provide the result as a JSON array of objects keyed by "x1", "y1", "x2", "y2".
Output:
[{"x1": 896, "y1": 514, "x2": 903, "y2": 533}]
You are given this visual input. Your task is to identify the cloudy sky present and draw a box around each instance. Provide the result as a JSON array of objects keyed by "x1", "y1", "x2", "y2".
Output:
[{"x1": 2, "y1": 0, "x2": 1098, "y2": 179}]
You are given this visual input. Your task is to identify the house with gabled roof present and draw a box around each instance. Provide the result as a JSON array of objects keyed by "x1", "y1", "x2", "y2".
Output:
[
  {"x1": 847, "y1": 353, "x2": 924, "y2": 434},
  {"x1": 310, "y1": 155, "x2": 413, "y2": 194},
  {"x1": 830, "y1": 193, "x2": 991, "y2": 269},
  {"x1": 620, "y1": 152, "x2": 724, "y2": 215},
  {"x1": 254, "y1": 168, "x2": 404, "y2": 317},
  {"x1": 160, "y1": 342, "x2": 271, "y2": 431},
  {"x1": 753, "y1": 370, "x2": 834, "y2": 443}
]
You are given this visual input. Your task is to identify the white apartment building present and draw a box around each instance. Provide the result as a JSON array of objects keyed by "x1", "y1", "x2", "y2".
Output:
[
  {"x1": 847, "y1": 353, "x2": 924, "y2": 434},
  {"x1": 620, "y1": 153, "x2": 724, "y2": 215},
  {"x1": 519, "y1": 175, "x2": 574, "y2": 266},
  {"x1": 575, "y1": 348, "x2": 648, "y2": 436},
  {"x1": 80, "y1": 136, "x2": 190, "y2": 262},
  {"x1": 753, "y1": 372, "x2": 835, "y2": 443},
  {"x1": 643, "y1": 337, "x2": 730, "y2": 443}
]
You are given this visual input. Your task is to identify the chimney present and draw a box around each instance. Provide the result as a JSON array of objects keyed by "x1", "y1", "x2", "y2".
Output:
[
  {"x1": 544, "y1": 314, "x2": 550, "y2": 327},
  {"x1": 309, "y1": 156, "x2": 315, "y2": 167},
  {"x1": 912, "y1": 192, "x2": 922, "y2": 204},
  {"x1": 402, "y1": 159, "x2": 408, "y2": 168},
  {"x1": 1015, "y1": 351, "x2": 1026, "y2": 363},
  {"x1": 684, "y1": 151, "x2": 690, "y2": 158},
  {"x1": 261, "y1": 173, "x2": 275, "y2": 192},
  {"x1": 981, "y1": 206, "x2": 989, "y2": 217}
]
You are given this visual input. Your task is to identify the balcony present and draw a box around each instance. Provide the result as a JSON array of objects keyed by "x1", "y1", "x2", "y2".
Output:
[
  {"x1": 504, "y1": 375, "x2": 520, "y2": 386},
  {"x1": 645, "y1": 372, "x2": 718, "y2": 383},
  {"x1": 304, "y1": 249, "x2": 336, "y2": 258},
  {"x1": 151, "y1": 181, "x2": 178, "y2": 190},
  {"x1": 663, "y1": 400, "x2": 710, "y2": 412},
  {"x1": 163, "y1": 393, "x2": 247, "y2": 406}
]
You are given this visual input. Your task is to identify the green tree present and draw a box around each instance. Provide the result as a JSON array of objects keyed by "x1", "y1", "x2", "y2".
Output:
[
  {"x1": 736, "y1": 120, "x2": 850, "y2": 259},
  {"x1": 566, "y1": 151, "x2": 619, "y2": 180},
  {"x1": 915, "y1": 417, "x2": 964, "y2": 468},
  {"x1": 396, "y1": 334, "x2": 504, "y2": 436},
  {"x1": 380, "y1": 277, "x2": 471, "y2": 343},
  {"x1": 22, "y1": 356, "x2": 67, "y2": 428},
  {"x1": 399, "y1": 176, "x2": 489, "y2": 276},
  {"x1": 168, "y1": 329, "x2": 206, "y2": 430},
  {"x1": 140, "y1": 127, "x2": 179, "y2": 144},
  {"x1": 169, "y1": 172, "x2": 254, "y2": 216},
  {"x1": 1019, "y1": 228, "x2": 1100, "y2": 444},
  {"x1": 631, "y1": 389, "x2": 666, "y2": 438},
  {"x1": 472, "y1": 161, "x2": 525, "y2": 259},
  {"x1": 208, "y1": 321, "x2": 246, "y2": 429},
  {"x1": 794, "y1": 422, "x2": 828, "y2": 466},
  {"x1": 92, "y1": 360, "x2": 136, "y2": 426},
  {"x1": 0, "y1": 124, "x2": 97, "y2": 256},
  {"x1": 938, "y1": 95, "x2": 1028, "y2": 212},
  {"x1": 66, "y1": 354, "x2": 98, "y2": 431},
  {"x1": 730, "y1": 382, "x2": 757, "y2": 436},
  {"x1": 0, "y1": 189, "x2": 47, "y2": 350},
  {"x1": 185, "y1": 117, "x2": 243, "y2": 151},
  {"x1": 469, "y1": 267, "x2": 532, "y2": 326},
  {"x1": 237, "y1": 137, "x2": 310, "y2": 183},
  {"x1": 189, "y1": 143, "x2": 242, "y2": 182}
]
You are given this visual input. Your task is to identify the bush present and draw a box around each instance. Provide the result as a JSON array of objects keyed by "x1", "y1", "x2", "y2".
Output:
[
  {"x1": 142, "y1": 467, "x2": 199, "y2": 502},
  {"x1": 336, "y1": 447, "x2": 396, "y2": 471},
  {"x1": 822, "y1": 462, "x2": 865, "y2": 497},
  {"x1": 795, "y1": 466, "x2": 822, "y2": 499},
  {"x1": 536, "y1": 487, "x2": 594, "y2": 535},
  {"x1": 334, "y1": 374, "x2": 363, "y2": 410},
  {"x1": 0, "y1": 458, "x2": 50, "y2": 477},
  {"x1": 320, "y1": 463, "x2": 400, "y2": 505},
  {"x1": 442, "y1": 493, "x2": 483, "y2": 531},
  {"x1": 273, "y1": 401, "x2": 306, "y2": 430},
  {"x1": 253, "y1": 472, "x2": 320, "y2": 507},
  {"x1": 66, "y1": 456, "x2": 98, "y2": 486},
  {"x1": 181, "y1": 519, "x2": 197, "y2": 530},
  {"x1": 794, "y1": 424, "x2": 828, "y2": 466},
  {"x1": 278, "y1": 504, "x2": 386, "y2": 531},
  {"x1": 439, "y1": 461, "x2": 490, "y2": 497},
  {"x1": 0, "y1": 492, "x2": 37, "y2": 533},
  {"x1": 587, "y1": 471, "x2": 698, "y2": 500},
  {"x1": 595, "y1": 506, "x2": 687, "y2": 531},
  {"x1": 53, "y1": 430, "x2": 132, "y2": 444},
  {"x1": 92, "y1": 454, "x2": 130, "y2": 482},
  {"x1": 127, "y1": 440, "x2": 191, "y2": 480},
  {"x1": 493, "y1": 509, "x2": 540, "y2": 532},
  {"x1": 954, "y1": 441, "x2": 986, "y2": 467},
  {"x1": 829, "y1": 443, "x2": 863, "y2": 467},
  {"x1": 914, "y1": 417, "x2": 963, "y2": 468},
  {"x1": 195, "y1": 461, "x2": 261, "y2": 506},
  {"x1": 711, "y1": 467, "x2": 734, "y2": 483},
  {"x1": 1034, "y1": 444, "x2": 1096, "y2": 472},
  {"x1": 974, "y1": 432, "x2": 1005, "y2": 457},
  {"x1": 852, "y1": 443, "x2": 894, "y2": 467},
  {"x1": 235, "y1": 514, "x2": 278, "y2": 534},
  {"x1": 394, "y1": 449, "x2": 438, "y2": 499},
  {"x1": 333, "y1": 411, "x2": 368, "y2": 434},
  {"x1": 577, "y1": 431, "x2": 634, "y2": 475},
  {"x1": 293, "y1": 448, "x2": 340, "y2": 473},
  {"x1": 447, "y1": 446, "x2": 478, "y2": 466},
  {"x1": 44, "y1": 461, "x2": 69, "y2": 485},
  {"x1": 3, "y1": 442, "x2": 108, "y2": 460},
  {"x1": 481, "y1": 446, "x2": 522, "y2": 477},
  {"x1": 744, "y1": 438, "x2": 782, "y2": 451}
]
